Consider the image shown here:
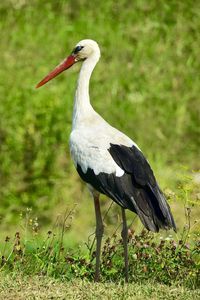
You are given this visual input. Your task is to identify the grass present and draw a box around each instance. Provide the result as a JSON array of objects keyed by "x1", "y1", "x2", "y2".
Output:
[
  {"x1": 0, "y1": 276, "x2": 199, "y2": 300},
  {"x1": 0, "y1": 0, "x2": 199, "y2": 230},
  {"x1": 0, "y1": 0, "x2": 200, "y2": 297},
  {"x1": 0, "y1": 201, "x2": 199, "y2": 288}
]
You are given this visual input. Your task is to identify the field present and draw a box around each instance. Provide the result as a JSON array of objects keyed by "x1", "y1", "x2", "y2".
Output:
[
  {"x1": 0, "y1": 0, "x2": 199, "y2": 298},
  {"x1": 0, "y1": 276, "x2": 200, "y2": 300}
]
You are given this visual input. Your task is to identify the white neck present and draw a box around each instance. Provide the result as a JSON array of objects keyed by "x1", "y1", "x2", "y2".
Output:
[{"x1": 72, "y1": 54, "x2": 99, "y2": 128}]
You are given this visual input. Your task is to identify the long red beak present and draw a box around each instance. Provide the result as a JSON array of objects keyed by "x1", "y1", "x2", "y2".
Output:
[{"x1": 36, "y1": 55, "x2": 76, "y2": 88}]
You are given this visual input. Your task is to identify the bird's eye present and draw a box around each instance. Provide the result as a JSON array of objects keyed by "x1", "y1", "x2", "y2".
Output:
[{"x1": 73, "y1": 45, "x2": 84, "y2": 54}]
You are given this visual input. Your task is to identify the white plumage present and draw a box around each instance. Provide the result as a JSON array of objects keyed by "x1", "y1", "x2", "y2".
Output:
[
  {"x1": 70, "y1": 117, "x2": 140, "y2": 177},
  {"x1": 70, "y1": 39, "x2": 138, "y2": 177}
]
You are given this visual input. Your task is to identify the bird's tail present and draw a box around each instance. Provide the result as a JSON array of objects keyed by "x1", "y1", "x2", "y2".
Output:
[{"x1": 127, "y1": 185, "x2": 176, "y2": 233}]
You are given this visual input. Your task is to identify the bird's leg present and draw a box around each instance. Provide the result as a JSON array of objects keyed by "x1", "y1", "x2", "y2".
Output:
[
  {"x1": 93, "y1": 193, "x2": 104, "y2": 282},
  {"x1": 121, "y1": 208, "x2": 129, "y2": 283}
]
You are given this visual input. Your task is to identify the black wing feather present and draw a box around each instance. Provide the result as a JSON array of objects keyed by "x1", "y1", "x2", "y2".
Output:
[
  {"x1": 76, "y1": 143, "x2": 176, "y2": 233},
  {"x1": 109, "y1": 144, "x2": 156, "y2": 186},
  {"x1": 109, "y1": 144, "x2": 176, "y2": 232}
]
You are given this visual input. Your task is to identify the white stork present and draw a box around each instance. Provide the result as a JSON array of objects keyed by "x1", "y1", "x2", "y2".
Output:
[{"x1": 36, "y1": 39, "x2": 176, "y2": 282}]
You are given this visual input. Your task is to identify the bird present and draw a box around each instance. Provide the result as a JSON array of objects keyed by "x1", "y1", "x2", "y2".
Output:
[{"x1": 36, "y1": 39, "x2": 176, "y2": 282}]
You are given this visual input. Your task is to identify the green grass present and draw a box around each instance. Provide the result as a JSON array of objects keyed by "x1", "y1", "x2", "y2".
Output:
[
  {"x1": 0, "y1": 205, "x2": 199, "y2": 288},
  {"x1": 0, "y1": 276, "x2": 199, "y2": 300},
  {"x1": 0, "y1": 0, "x2": 200, "y2": 296}
]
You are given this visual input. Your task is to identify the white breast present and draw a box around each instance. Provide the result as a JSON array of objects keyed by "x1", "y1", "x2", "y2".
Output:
[{"x1": 69, "y1": 116, "x2": 139, "y2": 177}]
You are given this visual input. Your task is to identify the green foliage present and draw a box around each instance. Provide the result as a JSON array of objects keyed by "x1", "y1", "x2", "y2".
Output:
[
  {"x1": 0, "y1": 207, "x2": 199, "y2": 289},
  {"x1": 0, "y1": 228, "x2": 199, "y2": 288},
  {"x1": 0, "y1": 0, "x2": 200, "y2": 228},
  {"x1": 0, "y1": 1, "x2": 199, "y2": 293}
]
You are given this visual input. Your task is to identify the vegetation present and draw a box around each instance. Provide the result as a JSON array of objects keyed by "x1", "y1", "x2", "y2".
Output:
[
  {"x1": 0, "y1": 0, "x2": 199, "y2": 297},
  {"x1": 1, "y1": 276, "x2": 199, "y2": 300},
  {"x1": 0, "y1": 213, "x2": 199, "y2": 288}
]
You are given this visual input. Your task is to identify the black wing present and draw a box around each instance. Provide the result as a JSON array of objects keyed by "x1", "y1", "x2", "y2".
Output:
[{"x1": 76, "y1": 144, "x2": 176, "y2": 233}]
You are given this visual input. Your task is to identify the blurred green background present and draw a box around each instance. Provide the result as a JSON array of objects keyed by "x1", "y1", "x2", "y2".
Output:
[{"x1": 0, "y1": 0, "x2": 199, "y2": 245}]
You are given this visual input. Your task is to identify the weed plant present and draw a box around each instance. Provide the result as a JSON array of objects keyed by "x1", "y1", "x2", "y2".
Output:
[{"x1": 0, "y1": 205, "x2": 199, "y2": 289}]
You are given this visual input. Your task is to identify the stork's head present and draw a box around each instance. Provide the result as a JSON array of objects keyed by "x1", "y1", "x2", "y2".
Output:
[
  {"x1": 36, "y1": 39, "x2": 100, "y2": 88},
  {"x1": 73, "y1": 39, "x2": 100, "y2": 62}
]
